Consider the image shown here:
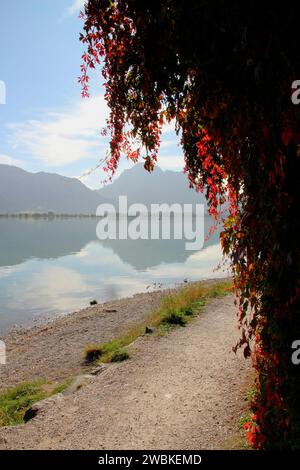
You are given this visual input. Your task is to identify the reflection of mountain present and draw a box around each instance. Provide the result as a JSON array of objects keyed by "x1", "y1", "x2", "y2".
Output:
[
  {"x1": 101, "y1": 219, "x2": 220, "y2": 270},
  {"x1": 0, "y1": 217, "x2": 220, "y2": 271},
  {"x1": 0, "y1": 218, "x2": 98, "y2": 267},
  {"x1": 103, "y1": 238, "x2": 191, "y2": 269}
]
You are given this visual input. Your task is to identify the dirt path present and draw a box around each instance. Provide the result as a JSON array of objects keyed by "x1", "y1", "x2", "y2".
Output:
[{"x1": 0, "y1": 295, "x2": 250, "y2": 450}]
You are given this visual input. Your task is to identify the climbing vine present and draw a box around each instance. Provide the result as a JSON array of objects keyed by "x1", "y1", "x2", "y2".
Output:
[{"x1": 79, "y1": 0, "x2": 300, "y2": 448}]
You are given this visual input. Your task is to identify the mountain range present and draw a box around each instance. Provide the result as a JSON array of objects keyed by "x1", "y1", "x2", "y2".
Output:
[
  {"x1": 0, "y1": 163, "x2": 208, "y2": 214},
  {"x1": 95, "y1": 164, "x2": 208, "y2": 211},
  {"x1": 0, "y1": 164, "x2": 106, "y2": 215}
]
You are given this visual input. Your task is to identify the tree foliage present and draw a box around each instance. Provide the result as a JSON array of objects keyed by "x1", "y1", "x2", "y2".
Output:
[{"x1": 80, "y1": 0, "x2": 300, "y2": 448}]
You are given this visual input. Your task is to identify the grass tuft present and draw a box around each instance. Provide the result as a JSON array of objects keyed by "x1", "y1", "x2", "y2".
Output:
[
  {"x1": 110, "y1": 349, "x2": 130, "y2": 362},
  {"x1": 84, "y1": 279, "x2": 232, "y2": 364},
  {"x1": 85, "y1": 345, "x2": 103, "y2": 363},
  {"x1": 0, "y1": 378, "x2": 71, "y2": 427},
  {"x1": 161, "y1": 310, "x2": 187, "y2": 326}
]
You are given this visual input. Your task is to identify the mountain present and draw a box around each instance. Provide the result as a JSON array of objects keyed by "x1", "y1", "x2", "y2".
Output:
[
  {"x1": 96, "y1": 164, "x2": 208, "y2": 212},
  {"x1": 0, "y1": 164, "x2": 106, "y2": 215},
  {"x1": 0, "y1": 163, "x2": 210, "y2": 215}
]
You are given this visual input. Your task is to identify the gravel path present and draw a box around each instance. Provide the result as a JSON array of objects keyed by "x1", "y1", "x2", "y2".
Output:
[{"x1": 0, "y1": 295, "x2": 250, "y2": 450}]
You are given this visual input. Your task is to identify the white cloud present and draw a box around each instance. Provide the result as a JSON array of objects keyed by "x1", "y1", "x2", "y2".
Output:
[
  {"x1": 160, "y1": 137, "x2": 180, "y2": 149},
  {"x1": 0, "y1": 265, "x2": 22, "y2": 279},
  {"x1": 0, "y1": 154, "x2": 24, "y2": 167},
  {"x1": 156, "y1": 154, "x2": 184, "y2": 171},
  {"x1": 65, "y1": 0, "x2": 86, "y2": 17},
  {"x1": 6, "y1": 94, "x2": 184, "y2": 177},
  {"x1": 162, "y1": 119, "x2": 176, "y2": 134},
  {"x1": 8, "y1": 95, "x2": 109, "y2": 167},
  {"x1": 145, "y1": 243, "x2": 226, "y2": 279},
  {"x1": 9, "y1": 266, "x2": 93, "y2": 313}
]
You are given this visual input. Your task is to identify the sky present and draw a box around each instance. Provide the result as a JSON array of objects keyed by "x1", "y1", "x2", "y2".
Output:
[{"x1": 0, "y1": 0, "x2": 184, "y2": 189}]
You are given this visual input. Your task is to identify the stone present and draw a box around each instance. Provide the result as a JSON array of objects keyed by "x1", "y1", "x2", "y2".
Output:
[
  {"x1": 63, "y1": 374, "x2": 94, "y2": 395},
  {"x1": 90, "y1": 365, "x2": 106, "y2": 376},
  {"x1": 24, "y1": 394, "x2": 64, "y2": 422},
  {"x1": 145, "y1": 326, "x2": 154, "y2": 334}
]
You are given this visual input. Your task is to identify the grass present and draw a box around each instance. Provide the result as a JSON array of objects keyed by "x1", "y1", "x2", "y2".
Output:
[
  {"x1": 0, "y1": 378, "x2": 71, "y2": 427},
  {"x1": 161, "y1": 310, "x2": 188, "y2": 327},
  {"x1": 84, "y1": 279, "x2": 232, "y2": 364},
  {"x1": 85, "y1": 339, "x2": 131, "y2": 364},
  {"x1": 110, "y1": 349, "x2": 130, "y2": 362}
]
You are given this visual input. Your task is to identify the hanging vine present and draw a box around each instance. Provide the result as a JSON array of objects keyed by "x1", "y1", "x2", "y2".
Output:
[{"x1": 79, "y1": 0, "x2": 300, "y2": 448}]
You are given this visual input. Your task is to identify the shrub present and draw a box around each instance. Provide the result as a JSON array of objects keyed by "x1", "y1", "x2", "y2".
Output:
[
  {"x1": 110, "y1": 350, "x2": 129, "y2": 362},
  {"x1": 85, "y1": 345, "x2": 103, "y2": 363}
]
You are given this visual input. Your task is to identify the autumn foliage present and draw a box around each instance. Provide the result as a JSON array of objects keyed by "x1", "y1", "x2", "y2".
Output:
[{"x1": 80, "y1": 0, "x2": 300, "y2": 448}]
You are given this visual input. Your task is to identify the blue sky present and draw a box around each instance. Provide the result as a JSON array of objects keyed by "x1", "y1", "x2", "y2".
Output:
[{"x1": 0, "y1": 0, "x2": 183, "y2": 188}]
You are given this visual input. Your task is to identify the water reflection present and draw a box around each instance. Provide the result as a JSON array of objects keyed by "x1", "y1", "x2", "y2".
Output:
[
  {"x1": 0, "y1": 217, "x2": 227, "y2": 333},
  {"x1": 0, "y1": 218, "x2": 97, "y2": 267}
]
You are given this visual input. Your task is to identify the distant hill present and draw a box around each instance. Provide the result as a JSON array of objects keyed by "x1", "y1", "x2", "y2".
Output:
[
  {"x1": 0, "y1": 164, "x2": 106, "y2": 215},
  {"x1": 0, "y1": 163, "x2": 209, "y2": 215},
  {"x1": 96, "y1": 164, "x2": 208, "y2": 212}
]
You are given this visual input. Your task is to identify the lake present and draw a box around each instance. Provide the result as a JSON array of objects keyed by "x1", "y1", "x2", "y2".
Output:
[{"x1": 0, "y1": 216, "x2": 227, "y2": 334}]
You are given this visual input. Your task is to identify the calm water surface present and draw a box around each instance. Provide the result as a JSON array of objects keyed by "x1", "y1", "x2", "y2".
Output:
[{"x1": 0, "y1": 217, "x2": 227, "y2": 334}]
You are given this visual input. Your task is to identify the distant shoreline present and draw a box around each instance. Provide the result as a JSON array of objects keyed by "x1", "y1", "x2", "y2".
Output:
[
  {"x1": 0, "y1": 212, "x2": 99, "y2": 219},
  {"x1": 0, "y1": 212, "x2": 208, "y2": 219}
]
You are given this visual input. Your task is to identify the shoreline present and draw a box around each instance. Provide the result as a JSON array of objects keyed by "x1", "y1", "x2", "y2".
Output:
[
  {"x1": 0, "y1": 281, "x2": 251, "y2": 450},
  {"x1": 0, "y1": 278, "x2": 230, "y2": 391},
  {"x1": 0, "y1": 275, "x2": 228, "y2": 337},
  {"x1": 0, "y1": 277, "x2": 225, "y2": 338}
]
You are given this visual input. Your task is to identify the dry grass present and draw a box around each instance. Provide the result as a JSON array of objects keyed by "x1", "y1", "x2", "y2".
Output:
[{"x1": 85, "y1": 279, "x2": 232, "y2": 364}]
